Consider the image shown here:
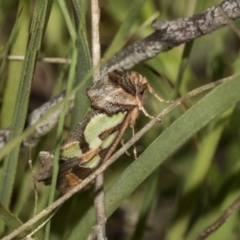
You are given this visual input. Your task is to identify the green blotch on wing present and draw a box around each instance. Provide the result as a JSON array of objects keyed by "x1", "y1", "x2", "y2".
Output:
[
  {"x1": 80, "y1": 155, "x2": 100, "y2": 168},
  {"x1": 60, "y1": 141, "x2": 82, "y2": 159},
  {"x1": 84, "y1": 112, "x2": 125, "y2": 150},
  {"x1": 101, "y1": 132, "x2": 118, "y2": 149}
]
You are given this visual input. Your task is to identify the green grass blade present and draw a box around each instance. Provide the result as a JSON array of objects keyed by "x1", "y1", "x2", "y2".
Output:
[
  {"x1": 57, "y1": 0, "x2": 76, "y2": 40},
  {"x1": 0, "y1": 0, "x2": 30, "y2": 127},
  {"x1": 104, "y1": 0, "x2": 146, "y2": 57},
  {"x1": 0, "y1": 4, "x2": 31, "y2": 233},
  {"x1": 44, "y1": 50, "x2": 77, "y2": 240},
  {"x1": 0, "y1": 203, "x2": 26, "y2": 238},
  {"x1": 66, "y1": 75, "x2": 240, "y2": 240},
  {"x1": 70, "y1": 0, "x2": 92, "y2": 129},
  {"x1": 0, "y1": 13, "x2": 22, "y2": 88},
  {"x1": 12, "y1": 171, "x2": 33, "y2": 216},
  {"x1": 186, "y1": 160, "x2": 240, "y2": 239},
  {"x1": 166, "y1": 109, "x2": 233, "y2": 239},
  {"x1": 0, "y1": 0, "x2": 53, "y2": 208},
  {"x1": 173, "y1": 0, "x2": 206, "y2": 99},
  {"x1": 131, "y1": 171, "x2": 159, "y2": 240}
]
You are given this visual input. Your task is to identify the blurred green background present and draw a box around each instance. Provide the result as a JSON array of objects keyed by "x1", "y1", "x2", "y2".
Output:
[{"x1": 1, "y1": 0, "x2": 240, "y2": 239}]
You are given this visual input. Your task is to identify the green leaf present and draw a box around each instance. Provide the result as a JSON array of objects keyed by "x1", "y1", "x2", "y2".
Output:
[
  {"x1": 66, "y1": 75, "x2": 240, "y2": 240},
  {"x1": 131, "y1": 170, "x2": 159, "y2": 240},
  {"x1": 70, "y1": 0, "x2": 92, "y2": 129},
  {"x1": 44, "y1": 50, "x2": 77, "y2": 240},
  {"x1": 0, "y1": 203, "x2": 26, "y2": 239},
  {"x1": 104, "y1": 0, "x2": 146, "y2": 57},
  {"x1": 166, "y1": 109, "x2": 233, "y2": 239},
  {"x1": 186, "y1": 162, "x2": 240, "y2": 239},
  {"x1": 0, "y1": 0, "x2": 31, "y2": 128},
  {"x1": 0, "y1": 0, "x2": 53, "y2": 211}
]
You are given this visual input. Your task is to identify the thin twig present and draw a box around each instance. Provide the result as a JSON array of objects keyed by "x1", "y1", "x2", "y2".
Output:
[
  {"x1": 88, "y1": 174, "x2": 106, "y2": 240},
  {"x1": 28, "y1": 147, "x2": 38, "y2": 227},
  {"x1": 2, "y1": 76, "x2": 231, "y2": 240},
  {"x1": 22, "y1": 148, "x2": 38, "y2": 240},
  {"x1": 20, "y1": 208, "x2": 58, "y2": 240},
  {"x1": 91, "y1": 0, "x2": 101, "y2": 82},
  {"x1": 90, "y1": 0, "x2": 106, "y2": 239},
  {"x1": 6, "y1": 55, "x2": 71, "y2": 64},
  {"x1": 196, "y1": 196, "x2": 240, "y2": 240}
]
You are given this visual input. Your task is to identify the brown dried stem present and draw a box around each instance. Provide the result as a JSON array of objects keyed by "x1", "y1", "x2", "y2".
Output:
[
  {"x1": 196, "y1": 196, "x2": 240, "y2": 240},
  {"x1": 90, "y1": 0, "x2": 107, "y2": 239},
  {"x1": 6, "y1": 55, "x2": 71, "y2": 64}
]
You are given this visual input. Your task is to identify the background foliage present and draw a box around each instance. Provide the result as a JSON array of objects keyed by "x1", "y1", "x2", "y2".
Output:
[{"x1": 0, "y1": 0, "x2": 240, "y2": 239}]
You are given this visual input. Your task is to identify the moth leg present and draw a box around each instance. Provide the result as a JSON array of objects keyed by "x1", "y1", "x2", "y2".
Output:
[
  {"x1": 121, "y1": 138, "x2": 131, "y2": 156},
  {"x1": 131, "y1": 126, "x2": 138, "y2": 160},
  {"x1": 147, "y1": 84, "x2": 173, "y2": 103},
  {"x1": 141, "y1": 106, "x2": 161, "y2": 122}
]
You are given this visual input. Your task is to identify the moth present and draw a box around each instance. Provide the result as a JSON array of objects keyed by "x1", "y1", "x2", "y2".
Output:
[{"x1": 37, "y1": 70, "x2": 168, "y2": 194}]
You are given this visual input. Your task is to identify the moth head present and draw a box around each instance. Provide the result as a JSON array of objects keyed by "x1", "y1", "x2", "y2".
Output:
[
  {"x1": 127, "y1": 71, "x2": 148, "y2": 100},
  {"x1": 107, "y1": 70, "x2": 148, "y2": 99}
]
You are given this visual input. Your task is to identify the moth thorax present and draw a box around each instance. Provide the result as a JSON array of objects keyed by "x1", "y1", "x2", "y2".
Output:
[{"x1": 120, "y1": 71, "x2": 148, "y2": 97}]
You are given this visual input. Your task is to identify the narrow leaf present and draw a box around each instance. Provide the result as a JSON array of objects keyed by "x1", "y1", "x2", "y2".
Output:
[{"x1": 66, "y1": 75, "x2": 240, "y2": 240}]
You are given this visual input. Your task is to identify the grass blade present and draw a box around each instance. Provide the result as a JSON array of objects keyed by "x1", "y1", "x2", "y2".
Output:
[
  {"x1": 131, "y1": 171, "x2": 159, "y2": 240},
  {"x1": 0, "y1": 0, "x2": 53, "y2": 214},
  {"x1": 66, "y1": 75, "x2": 240, "y2": 240},
  {"x1": 0, "y1": 0, "x2": 30, "y2": 128},
  {"x1": 104, "y1": 0, "x2": 146, "y2": 57},
  {"x1": 0, "y1": 203, "x2": 26, "y2": 239},
  {"x1": 70, "y1": 0, "x2": 92, "y2": 129}
]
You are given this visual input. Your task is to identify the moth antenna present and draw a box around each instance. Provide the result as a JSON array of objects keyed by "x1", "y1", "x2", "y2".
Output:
[
  {"x1": 131, "y1": 126, "x2": 138, "y2": 160},
  {"x1": 141, "y1": 106, "x2": 161, "y2": 122},
  {"x1": 147, "y1": 84, "x2": 173, "y2": 103},
  {"x1": 121, "y1": 138, "x2": 131, "y2": 156}
]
